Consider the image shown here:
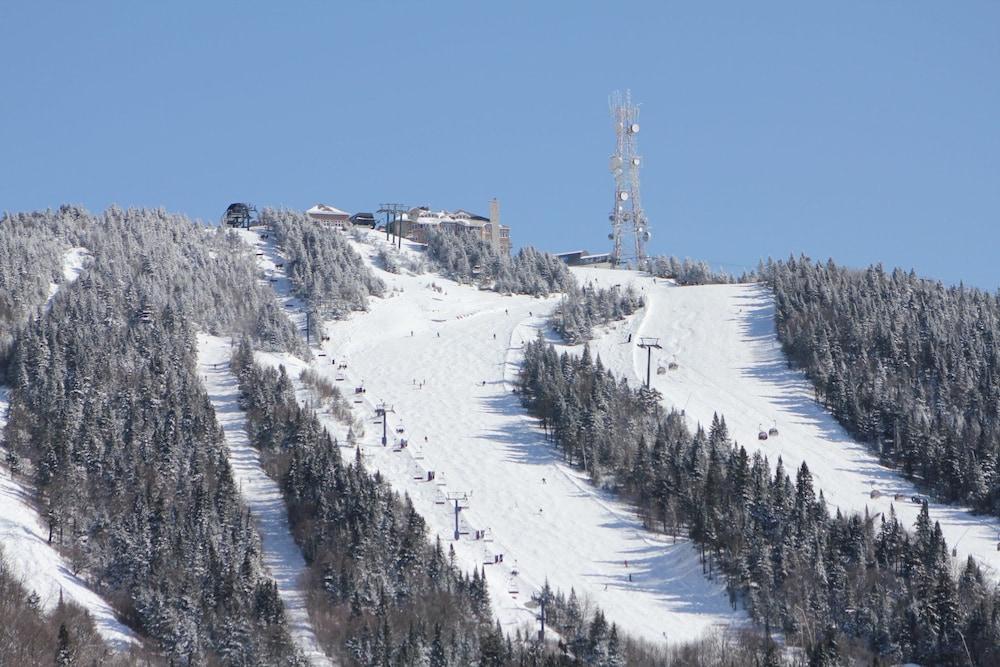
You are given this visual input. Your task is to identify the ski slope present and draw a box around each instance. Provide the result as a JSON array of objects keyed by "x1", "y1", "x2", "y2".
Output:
[
  {"x1": 198, "y1": 334, "x2": 335, "y2": 667},
  {"x1": 570, "y1": 266, "x2": 1000, "y2": 579},
  {"x1": 0, "y1": 246, "x2": 137, "y2": 650},
  {"x1": 235, "y1": 226, "x2": 742, "y2": 646}
]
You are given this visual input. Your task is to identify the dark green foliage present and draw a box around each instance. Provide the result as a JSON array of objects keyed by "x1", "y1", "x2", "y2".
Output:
[
  {"x1": 233, "y1": 347, "x2": 496, "y2": 665},
  {"x1": 763, "y1": 256, "x2": 1000, "y2": 516},
  {"x1": 518, "y1": 336, "x2": 1000, "y2": 665},
  {"x1": 553, "y1": 283, "x2": 644, "y2": 344},
  {"x1": 2, "y1": 207, "x2": 302, "y2": 663}
]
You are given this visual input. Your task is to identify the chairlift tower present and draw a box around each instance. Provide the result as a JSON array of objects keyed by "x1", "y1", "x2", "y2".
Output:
[
  {"x1": 375, "y1": 402, "x2": 395, "y2": 445},
  {"x1": 637, "y1": 337, "x2": 662, "y2": 388},
  {"x1": 445, "y1": 491, "x2": 470, "y2": 541},
  {"x1": 608, "y1": 90, "x2": 651, "y2": 268},
  {"x1": 378, "y1": 203, "x2": 408, "y2": 247}
]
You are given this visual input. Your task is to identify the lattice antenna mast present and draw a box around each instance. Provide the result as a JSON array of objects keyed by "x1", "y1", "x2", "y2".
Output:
[{"x1": 608, "y1": 90, "x2": 651, "y2": 267}]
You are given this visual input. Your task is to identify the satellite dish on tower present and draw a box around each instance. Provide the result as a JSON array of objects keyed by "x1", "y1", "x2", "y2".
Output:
[{"x1": 608, "y1": 89, "x2": 650, "y2": 268}]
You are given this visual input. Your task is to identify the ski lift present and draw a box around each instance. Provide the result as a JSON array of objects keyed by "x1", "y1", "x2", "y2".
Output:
[
  {"x1": 768, "y1": 421, "x2": 779, "y2": 437},
  {"x1": 656, "y1": 365, "x2": 667, "y2": 375},
  {"x1": 757, "y1": 425, "x2": 768, "y2": 441},
  {"x1": 507, "y1": 575, "x2": 519, "y2": 596},
  {"x1": 870, "y1": 489, "x2": 882, "y2": 499},
  {"x1": 667, "y1": 358, "x2": 679, "y2": 371}
]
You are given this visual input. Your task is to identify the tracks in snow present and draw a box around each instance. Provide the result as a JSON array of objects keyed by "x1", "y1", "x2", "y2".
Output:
[
  {"x1": 571, "y1": 267, "x2": 1000, "y2": 580},
  {"x1": 198, "y1": 334, "x2": 335, "y2": 667}
]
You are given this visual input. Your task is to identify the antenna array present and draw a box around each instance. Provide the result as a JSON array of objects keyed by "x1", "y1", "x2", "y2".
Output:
[{"x1": 608, "y1": 90, "x2": 651, "y2": 267}]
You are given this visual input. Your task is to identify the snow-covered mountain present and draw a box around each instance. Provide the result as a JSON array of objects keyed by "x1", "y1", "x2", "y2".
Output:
[
  {"x1": 227, "y1": 225, "x2": 1000, "y2": 652},
  {"x1": 4, "y1": 213, "x2": 1000, "y2": 664}
]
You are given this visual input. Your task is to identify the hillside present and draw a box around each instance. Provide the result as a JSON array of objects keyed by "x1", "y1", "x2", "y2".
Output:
[
  {"x1": 571, "y1": 267, "x2": 1000, "y2": 579},
  {"x1": 3, "y1": 212, "x2": 1000, "y2": 664}
]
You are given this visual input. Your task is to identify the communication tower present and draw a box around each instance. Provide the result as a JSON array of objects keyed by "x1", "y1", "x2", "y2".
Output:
[{"x1": 608, "y1": 90, "x2": 650, "y2": 267}]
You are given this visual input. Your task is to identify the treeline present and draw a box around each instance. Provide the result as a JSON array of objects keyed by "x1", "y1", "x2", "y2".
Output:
[
  {"x1": 763, "y1": 256, "x2": 1000, "y2": 517},
  {"x1": 0, "y1": 549, "x2": 143, "y2": 666},
  {"x1": 264, "y1": 209, "x2": 385, "y2": 322},
  {"x1": 553, "y1": 284, "x2": 644, "y2": 344},
  {"x1": 2, "y1": 207, "x2": 304, "y2": 663},
  {"x1": 0, "y1": 209, "x2": 67, "y2": 341},
  {"x1": 234, "y1": 347, "x2": 683, "y2": 666},
  {"x1": 517, "y1": 337, "x2": 1000, "y2": 665},
  {"x1": 424, "y1": 228, "x2": 574, "y2": 296},
  {"x1": 648, "y1": 255, "x2": 743, "y2": 286},
  {"x1": 232, "y1": 347, "x2": 499, "y2": 664}
]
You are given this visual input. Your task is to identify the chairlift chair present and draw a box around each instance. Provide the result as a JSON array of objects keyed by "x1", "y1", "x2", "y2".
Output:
[{"x1": 668, "y1": 359, "x2": 679, "y2": 371}]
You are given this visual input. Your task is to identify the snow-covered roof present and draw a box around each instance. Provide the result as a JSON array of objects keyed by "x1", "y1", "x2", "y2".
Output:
[
  {"x1": 306, "y1": 204, "x2": 350, "y2": 219},
  {"x1": 407, "y1": 208, "x2": 488, "y2": 228}
]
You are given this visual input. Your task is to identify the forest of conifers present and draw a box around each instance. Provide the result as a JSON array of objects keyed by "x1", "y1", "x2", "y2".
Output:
[{"x1": 2, "y1": 208, "x2": 1000, "y2": 665}]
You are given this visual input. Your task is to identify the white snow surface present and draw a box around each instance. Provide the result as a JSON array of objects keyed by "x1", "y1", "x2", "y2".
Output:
[
  {"x1": 198, "y1": 333, "x2": 335, "y2": 667},
  {"x1": 569, "y1": 266, "x2": 1000, "y2": 579},
  {"x1": 0, "y1": 246, "x2": 137, "y2": 650},
  {"x1": 45, "y1": 246, "x2": 91, "y2": 310},
  {"x1": 234, "y1": 226, "x2": 742, "y2": 646}
]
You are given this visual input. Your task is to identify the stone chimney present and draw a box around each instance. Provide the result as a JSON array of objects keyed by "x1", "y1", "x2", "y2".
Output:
[{"x1": 489, "y1": 198, "x2": 500, "y2": 252}]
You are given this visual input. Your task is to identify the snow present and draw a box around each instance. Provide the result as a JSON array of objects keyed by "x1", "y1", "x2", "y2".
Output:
[
  {"x1": 236, "y1": 226, "x2": 743, "y2": 646},
  {"x1": 0, "y1": 246, "x2": 137, "y2": 650},
  {"x1": 569, "y1": 266, "x2": 1000, "y2": 580},
  {"x1": 197, "y1": 333, "x2": 335, "y2": 667},
  {"x1": 45, "y1": 246, "x2": 90, "y2": 311}
]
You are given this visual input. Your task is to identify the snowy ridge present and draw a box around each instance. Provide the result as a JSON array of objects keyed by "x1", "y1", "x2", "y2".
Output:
[
  {"x1": 197, "y1": 334, "x2": 335, "y2": 667},
  {"x1": 0, "y1": 246, "x2": 137, "y2": 650},
  {"x1": 570, "y1": 266, "x2": 1000, "y2": 579},
  {"x1": 237, "y1": 226, "x2": 742, "y2": 646}
]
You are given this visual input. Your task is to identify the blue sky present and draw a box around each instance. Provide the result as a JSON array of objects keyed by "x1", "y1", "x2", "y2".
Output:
[{"x1": 2, "y1": 2, "x2": 997, "y2": 287}]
